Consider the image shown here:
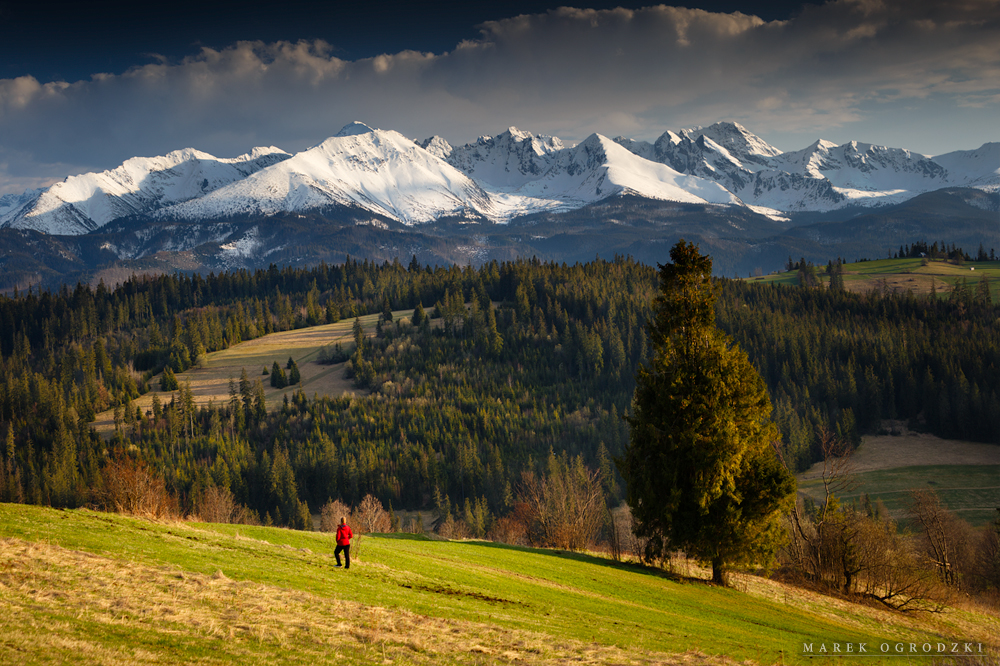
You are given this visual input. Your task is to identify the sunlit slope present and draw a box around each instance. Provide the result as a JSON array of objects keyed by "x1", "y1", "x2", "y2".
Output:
[
  {"x1": 91, "y1": 309, "x2": 412, "y2": 434},
  {"x1": 3, "y1": 505, "x2": 996, "y2": 665}
]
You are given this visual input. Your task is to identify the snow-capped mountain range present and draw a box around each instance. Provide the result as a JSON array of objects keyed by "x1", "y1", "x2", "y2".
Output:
[{"x1": 1, "y1": 121, "x2": 996, "y2": 235}]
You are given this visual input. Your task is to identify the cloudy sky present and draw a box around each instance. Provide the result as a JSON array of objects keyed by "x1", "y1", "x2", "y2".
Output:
[{"x1": 0, "y1": 0, "x2": 997, "y2": 195}]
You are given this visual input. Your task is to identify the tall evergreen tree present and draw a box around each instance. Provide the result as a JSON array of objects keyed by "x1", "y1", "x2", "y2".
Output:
[
  {"x1": 620, "y1": 240, "x2": 795, "y2": 585},
  {"x1": 412, "y1": 302, "x2": 426, "y2": 327},
  {"x1": 270, "y1": 361, "x2": 287, "y2": 388}
]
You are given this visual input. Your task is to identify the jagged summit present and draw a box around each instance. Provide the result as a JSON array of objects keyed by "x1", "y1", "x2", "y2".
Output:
[
  {"x1": 687, "y1": 121, "x2": 782, "y2": 159},
  {"x1": 1, "y1": 121, "x2": 995, "y2": 235},
  {"x1": 418, "y1": 136, "x2": 453, "y2": 160}
]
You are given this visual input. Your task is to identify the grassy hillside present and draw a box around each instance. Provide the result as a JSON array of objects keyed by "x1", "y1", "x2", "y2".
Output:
[
  {"x1": 749, "y1": 257, "x2": 1000, "y2": 299},
  {"x1": 2, "y1": 504, "x2": 998, "y2": 665}
]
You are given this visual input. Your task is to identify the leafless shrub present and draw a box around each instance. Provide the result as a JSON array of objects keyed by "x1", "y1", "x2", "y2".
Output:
[
  {"x1": 974, "y1": 511, "x2": 1000, "y2": 593},
  {"x1": 320, "y1": 499, "x2": 353, "y2": 533},
  {"x1": 196, "y1": 486, "x2": 259, "y2": 525},
  {"x1": 488, "y1": 511, "x2": 528, "y2": 546},
  {"x1": 436, "y1": 515, "x2": 471, "y2": 540},
  {"x1": 608, "y1": 504, "x2": 647, "y2": 563},
  {"x1": 197, "y1": 486, "x2": 236, "y2": 523},
  {"x1": 99, "y1": 454, "x2": 178, "y2": 519},
  {"x1": 858, "y1": 537, "x2": 945, "y2": 612}
]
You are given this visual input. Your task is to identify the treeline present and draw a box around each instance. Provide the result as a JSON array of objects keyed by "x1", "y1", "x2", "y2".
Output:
[
  {"x1": 895, "y1": 241, "x2": 996, "y2": 262},
  {"x1": 1, "y1": 255, "x2": 998, "y2": 526}
]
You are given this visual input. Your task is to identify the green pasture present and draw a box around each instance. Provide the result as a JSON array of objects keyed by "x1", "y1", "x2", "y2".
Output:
[
  {"x1": 4, "y1": 504, "x2": 993, "y2": 665},
  {"x1": 747, "y1": 258, "x2": 1000, "y2": 299}
]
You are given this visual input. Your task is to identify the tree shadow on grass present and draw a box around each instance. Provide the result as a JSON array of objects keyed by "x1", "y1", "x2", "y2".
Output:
[
  {"x1": 373, "y1": 532, "x2": 435, "y2": 542},
  {"x1": 451, "y1": 538, "x2": 712, "y2": 586}
]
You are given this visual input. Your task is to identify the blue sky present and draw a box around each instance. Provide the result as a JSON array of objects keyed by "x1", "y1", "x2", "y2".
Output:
[{"x1": 1, "y1": 0, "x2": 997, "y2": 195}]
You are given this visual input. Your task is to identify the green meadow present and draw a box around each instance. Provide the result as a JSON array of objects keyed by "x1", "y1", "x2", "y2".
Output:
[{"x1": 2, "y1": 504, "x2": 997, "y2": 665}]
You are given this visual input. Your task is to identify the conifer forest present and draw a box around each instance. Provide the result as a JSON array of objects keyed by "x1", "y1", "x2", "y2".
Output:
[{"x1": 0, "y1": 255, "x2": 998, "y2": 532}]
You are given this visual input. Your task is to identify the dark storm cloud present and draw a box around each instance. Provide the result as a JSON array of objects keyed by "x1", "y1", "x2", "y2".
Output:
[{"x1": 1, "y1": 0, "x2": 998, "y2": 193}]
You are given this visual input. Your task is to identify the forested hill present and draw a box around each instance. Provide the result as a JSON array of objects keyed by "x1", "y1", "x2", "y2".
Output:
[{"x1": 0, "y1": 257, "x2": 997, "y2": 527}]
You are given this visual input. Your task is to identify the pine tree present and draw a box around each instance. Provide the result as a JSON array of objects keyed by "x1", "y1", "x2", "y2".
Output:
[
  {"x1": 619, "y1": 240, "x2": 795, "y2": 585},
  {"x1": 353, "y1": 317, "x2": 365, "y2": 351}
]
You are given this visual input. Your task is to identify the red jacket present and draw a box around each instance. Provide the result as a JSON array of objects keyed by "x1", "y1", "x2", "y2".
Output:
[{"x1": 336, "y1": 524, "x2": 353, "y2": 546}]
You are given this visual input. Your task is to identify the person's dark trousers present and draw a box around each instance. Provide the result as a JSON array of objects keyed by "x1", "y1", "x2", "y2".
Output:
[{"x1": 335, "y1": 544, "x2": 351, "y2": 569}]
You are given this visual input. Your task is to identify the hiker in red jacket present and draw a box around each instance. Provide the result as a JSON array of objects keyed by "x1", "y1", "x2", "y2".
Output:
[{"x1": 335, "y1": 517, "x2": 353, "y2": 569}]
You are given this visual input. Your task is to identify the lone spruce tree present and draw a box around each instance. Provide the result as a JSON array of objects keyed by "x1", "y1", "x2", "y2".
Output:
[{"x1": 620, "y1": 240, "x2": 795, "y2": 585}]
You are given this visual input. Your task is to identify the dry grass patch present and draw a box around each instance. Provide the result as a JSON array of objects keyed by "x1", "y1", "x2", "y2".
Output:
[
  {"x1": 0, "y1": 537, "x2": 740, "y2": 666},
  {"x1": 731, "y1": 571, "x2": 1000, "y2": 649},
  {"x1": 798, "y1": 431, "x2": 1000, "y2": 480}
]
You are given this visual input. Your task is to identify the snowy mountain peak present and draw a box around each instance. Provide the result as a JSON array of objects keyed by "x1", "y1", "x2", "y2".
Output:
[
  {"x1": 235, "y1": 146, "x2": 290, "y2": 162},
  {"x1": 418, "y1": 136, "x2": 453, "y2": 160},
  {"x1": 158, "y1": 123, "x2": 495, "y2": 225},
  {"x1": 335, "y1": 121, "x2": 376, "y2": 137},
  {"x1": 690, "y1": 121, "x2": 782, "y2": 159},
  {"x1": 1, "y1": 145, "x2": 295, "y2": 234},
  {"x1": 446, "y1": 127, "x2": 565, "y2": 189}
]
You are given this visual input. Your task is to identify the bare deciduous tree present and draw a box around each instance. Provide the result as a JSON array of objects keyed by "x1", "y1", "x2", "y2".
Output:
[
  {"x1": 320, "y1": 499, "x2": 353, "y2": 533},
  {"x1": 354, "y1": 494, "x2": 391, "y2": 534},
  {"x1": 197, "y1": 486, "x2": 260, "y2": 525},
  {"x1": 908, "y1": 489, "x2": 977, "y2": 590},
  {"x1": 608, "y1": 504, "x2": 647, "y2": 563},
  {"x1": 518, "y1": 452, "x2": 606, "y2": 551},
  {"x1": 786, "y1": 429, "x2": 858, "y2": 581}
]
